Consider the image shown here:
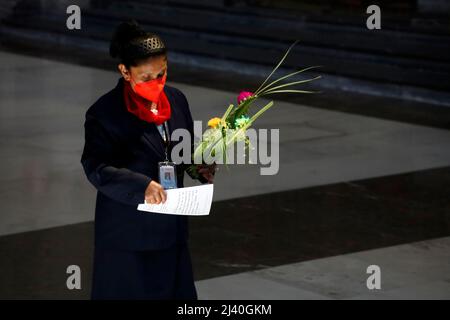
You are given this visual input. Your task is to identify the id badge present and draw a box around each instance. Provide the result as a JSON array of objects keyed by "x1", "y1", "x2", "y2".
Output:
[{"x1": 158, "y1": 161, "x2": 177, "y2": 189}]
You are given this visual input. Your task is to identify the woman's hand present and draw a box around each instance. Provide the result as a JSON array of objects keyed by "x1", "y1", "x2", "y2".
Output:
[
  {"x1": 145, "y1": 180, "x2": 167, "y2": 204},
  {"x1": 197, "y1": 163, "x2": 217, "y2": 183}
]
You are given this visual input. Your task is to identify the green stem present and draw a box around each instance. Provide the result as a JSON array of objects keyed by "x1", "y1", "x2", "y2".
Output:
[
  {"x1": 224, "y1": 101, "x2": 275, "y2": 149},
  {"x1": 259, "y1": 76, "x2": 321, "y2": 93},
  {"x1": 257, "y1": 66, "x2": 321, "y2": 95},
  {"x1": 260, "y1": 89, "x2": 318, "y2": 95},
  {"x1": 254, "y1": 40, "x2": 300, "y2": 96}
]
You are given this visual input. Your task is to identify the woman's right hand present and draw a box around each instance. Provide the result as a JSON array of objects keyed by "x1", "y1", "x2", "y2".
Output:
[{"x1": 145, "y1": 180, "x2": 167, "y2": 204}]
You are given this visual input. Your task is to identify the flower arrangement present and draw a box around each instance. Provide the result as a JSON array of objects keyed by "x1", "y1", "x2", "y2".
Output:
[{"x1": 187, "y1": 41, "x2": 321, "y2": 179}]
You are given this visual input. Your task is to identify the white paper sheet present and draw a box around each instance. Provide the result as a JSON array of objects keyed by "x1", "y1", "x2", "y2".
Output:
[{"x1": 137, "y1": 184, "x2": 214, "y2": 216}]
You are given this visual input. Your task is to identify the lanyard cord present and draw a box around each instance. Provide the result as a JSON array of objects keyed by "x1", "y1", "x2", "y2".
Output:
[{"x1": 160, "y1": 121, "x2": 170, "y2": 161}]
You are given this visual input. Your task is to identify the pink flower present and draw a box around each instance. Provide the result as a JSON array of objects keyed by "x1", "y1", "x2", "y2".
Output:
[{"x1": 237, "y1": 91, "x2": 253, "y2": 105}]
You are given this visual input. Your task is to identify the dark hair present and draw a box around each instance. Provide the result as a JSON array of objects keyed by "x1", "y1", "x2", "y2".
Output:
[{"x1": 109, "y1": 20, "x2": 167, "y2": 68}]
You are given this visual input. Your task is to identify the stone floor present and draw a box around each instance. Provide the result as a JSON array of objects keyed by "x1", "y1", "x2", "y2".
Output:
[
  {"x1": 0, "y1": 50, "x2": 449, "y2": 299},
  {"x1": 196, "y1": 237, "x2": 450, "y2": 300},
  {"x1": 1, "y1": 50, "x2": 450, "y2": 236}
]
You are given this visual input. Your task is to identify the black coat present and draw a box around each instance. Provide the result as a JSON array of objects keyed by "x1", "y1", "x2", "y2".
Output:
[{"x1": 81, "y1": 78, "x2": 198, "y2": 251}]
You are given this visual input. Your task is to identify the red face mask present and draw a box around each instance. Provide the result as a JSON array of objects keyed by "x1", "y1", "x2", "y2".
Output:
[
  {"x1": 123, "y1": 74, "x2": 171, "y2": 126},
  {"x1": 131, "y1": 73, "x2": 167, "y2": 103}
]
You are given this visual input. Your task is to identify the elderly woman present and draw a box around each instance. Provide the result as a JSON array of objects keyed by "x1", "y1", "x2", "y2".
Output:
[{"x1": 80, "y1": 20, "x2": 214, "y2": 300}]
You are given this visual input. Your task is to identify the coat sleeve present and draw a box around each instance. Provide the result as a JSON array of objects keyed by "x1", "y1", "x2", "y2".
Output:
[{"x1": 80, "y1": 113, "x2": 152, "y2": 206}]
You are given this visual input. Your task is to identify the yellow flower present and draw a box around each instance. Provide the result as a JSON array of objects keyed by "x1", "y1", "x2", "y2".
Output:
[{"x1": 207, "y1": 117, "x2": 222, "y2": 128}]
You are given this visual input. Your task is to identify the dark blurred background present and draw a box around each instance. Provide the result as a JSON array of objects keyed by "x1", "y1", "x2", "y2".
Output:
[{"x1": 1, "y1": 0, "x2": 450, "y2": 115}]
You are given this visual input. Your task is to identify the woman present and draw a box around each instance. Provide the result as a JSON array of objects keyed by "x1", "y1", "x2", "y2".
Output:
[{"x1": 80, "y1": 20, "x2": 214, "y2": 300}]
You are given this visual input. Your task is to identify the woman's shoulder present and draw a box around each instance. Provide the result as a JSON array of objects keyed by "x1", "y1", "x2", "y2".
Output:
[
  {"x1": 83, "y1": 80, "x2": 136, "y2": 142},
  {"x1": 86, "y1": 80, "x2": 123, "y2": 119},
  {"x1": 165, "y1": 85, "x2": 187, "y2": 102}
]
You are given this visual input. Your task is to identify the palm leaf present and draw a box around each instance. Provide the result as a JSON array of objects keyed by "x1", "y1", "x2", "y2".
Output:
[
  {"x1": 261, "y1": 89, "x2": 318, "y2": 95},
  {"x1": 257, "y1": 66, "x2": 321, "y2": 95},
  {"x1": 254, "y1": 40, "x2": 300, "y2": 96},
  {"x1": 260, "y1": 76, "x2": 321, "y2": 93}
]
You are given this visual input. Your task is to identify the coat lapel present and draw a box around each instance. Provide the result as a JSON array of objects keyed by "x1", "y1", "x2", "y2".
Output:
[
  {"x1": 142, "y1": 124, "x2": 165, "y2": 158},
  {"x1": 164, "y1": 86, "x2": 177, "y2": 137}
]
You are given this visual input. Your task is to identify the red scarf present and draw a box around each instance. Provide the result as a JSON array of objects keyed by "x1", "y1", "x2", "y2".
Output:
[{"x1": 123, "y1": 80, "x2": 171, "y2": 125}]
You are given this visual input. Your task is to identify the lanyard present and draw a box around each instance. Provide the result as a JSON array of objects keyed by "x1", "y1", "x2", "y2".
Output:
[{"x1": 157, "y1": 121, "x2": 170, "y2": 161}]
